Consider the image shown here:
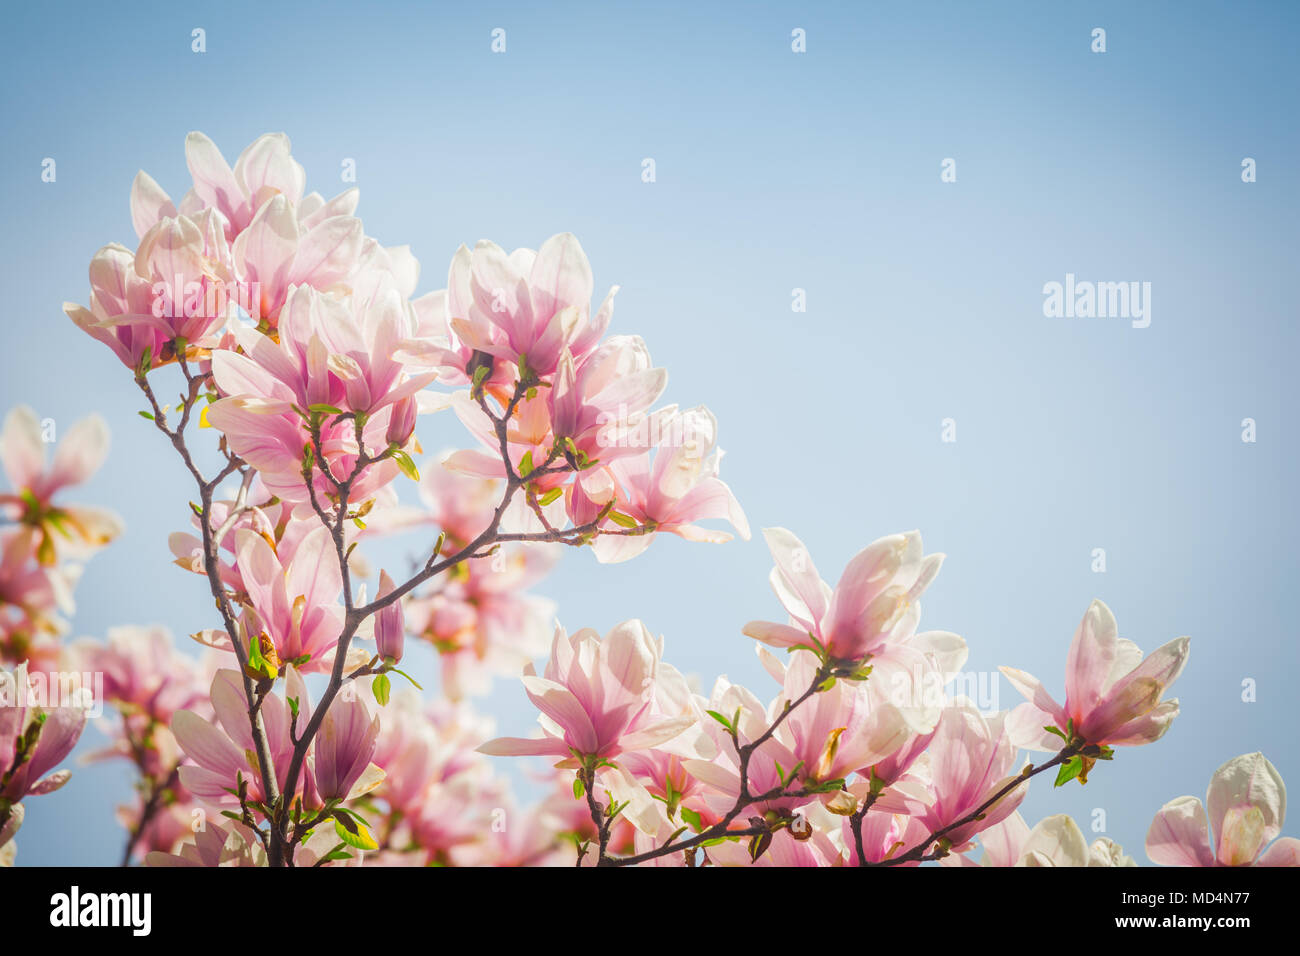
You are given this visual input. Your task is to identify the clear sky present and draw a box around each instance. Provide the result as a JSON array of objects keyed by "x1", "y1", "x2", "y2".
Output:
[{"x1": 2, "y1": 0, "x2": 1297, "y2": 865}]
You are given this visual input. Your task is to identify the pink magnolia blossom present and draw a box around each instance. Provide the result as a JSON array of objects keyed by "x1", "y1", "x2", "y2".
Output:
[
  {"x1": 1000, "y1": 599, "x2": 1189, "y2": 752},
  {"x1": 64, "y1": 242, "x2": 181, "y2": 370},
  {"x1": 680, "y1": 676, "x2": 810, "y2": 822},
  {"x1": 914, "y1": 701, "x2": 1026, "y2": 852},
  {"x1": 743, "y1": 527, "x2": 942, "y2": 668},
  {"x1": 172, "y1": 667, "x2": 383, "y2": 809},
  {"x1": 0, "y1": 528, "x2": 78, "y2": 666},
  {"x1": 578, "y1": 405, "x2": 750, "y2": 563},
  {"x1": 549, "y1": 336, "x2": 668, "y2": 467},
  {"x1": 844, "y1": 809, "x2": 934, "y2": 866},
  {"x1": 0, "y1": 406, "x2": 122, "y2": 565},
  {"x1": 132, "y1": 132, "x2": 371, "y2": 327},
  {"x1": 479, "y1": 620, "x2": 695, "y2": 766},
  {"x1": 707, "y1": 826, "x2": 844, "y2": 867},
  {"x1": 768, "y1": 652, "x2": 913, "y2": 789},
  {"x1": 132, "y1": 132, "x2": 309, "y2": 241},
  {"x1": 206, "y1": 285, "x2": 433, "y2": 502},
  {"x1": 72, "y1": 625, "x2": 205, "y2": 722},
  {"x1": 314, "y1": 690, "x2": 381, "y2": 802},
  {"x1": 0, "y1": 661, "x2": 88, "y2": 803},
  {"x1": 406, "y1": 546, "x2": 555, "y2": 700},
  {"x1": 145, "y1": 818, "x2": 267, "y2": 867},
  {"x1": 1146, "y1": 752, "x2": 1299, "y2": 867},
  {"x1": 437, "y1": 233, "x2": 613, "y2": 379},
  {"x1": 232, "y1": 526, "x2": 344, "y2": 674}
]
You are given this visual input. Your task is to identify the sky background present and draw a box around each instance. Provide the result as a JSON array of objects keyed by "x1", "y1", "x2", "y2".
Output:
[{"x1": 2, "y1": 0, "x2": 1297, "y2": 866}]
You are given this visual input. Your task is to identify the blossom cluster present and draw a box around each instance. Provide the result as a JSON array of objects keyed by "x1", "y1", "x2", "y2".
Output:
[{"x1": 0, "y1": 131, "x2": 1286, "y2": 868}]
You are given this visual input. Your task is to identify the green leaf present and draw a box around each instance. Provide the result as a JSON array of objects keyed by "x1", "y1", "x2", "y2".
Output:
[
  {"x1": 308, "y1": 403, "x2": 344, "y2": 416},
  {"x1": 518, "y1": 450, "x2": 534, "y2": 477},
  {"x1": 390, "y1": 449, "x2": 419, "y2": 481},
  {"x1": 538, "y1": 487, "x2": 563, "y2": 506},
  {"x1": 1054, "y1": 756, "x2": 1084, "y2": 788},
  {"x1": 704, "y1": 710, "x2": 734, "y2": 734},
  {"x1": 680, "y1": 806, "x2": 704, "y2": 832},
  {"x1": 607, "y1": 511, "x2": 638, "y2": 529},
  {"x1": 572, "y1": 777, "x2": 585, "y2": 800},
  {"x1": 372, "y1": 673, "x2": 391, "y2": 707},
  {"x1": 1043, "y1": 724, "x2": 1067, "y2": 741},
  {"x1": 321, "y1": 849, "x2": 354, "y2": 863},
  {"x1": 333, "y1": 817, "x2": 379, "y2": 851},
  {"x1": 138, "y1": 410, "x2": 155, "y2": 421},
  {"x1": 287, "y1": 696, "x2": 299, "y2": 719}
]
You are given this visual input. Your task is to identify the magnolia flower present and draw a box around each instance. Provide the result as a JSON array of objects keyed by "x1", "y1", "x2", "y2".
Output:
[
  {"x1": 1000, "y1": 599, "x2": 1189, "y2": 753},
  {"x1": 0, "y1": 661, "x2": 89, "y2": 804},
  {"x1": 0, "y1": 406, "x2": 122, "y2": 565},
  {"x1": 0, "y1": 528, "x2": 78, "y2": 665},
  {"x1": 770, "y1": 652, "x2": 913, "y2": 788},
  {"x1": 743, "y1": 527, "x2": 942, "y2": 669},
  {"x1": 172, "y1": 668, "x2": 383, "y2": 808},
  {"x1": 72, "y1": 625, "x2": 204, "y2": 722},
  {"x1": 232, "y1": 526, "x2": 344, "y2": 674},
  {"x1": 145, "y1": 818, "x2": 268, "y2": 867},
  {"x1": 1146, "y1": 752, "x2": 1299, "y2": 867},
  {"x1": 441, "y1": 233, "x2": 613, "y2": 378},
  {"x1": 977, "y1": 812, "x2": 1135, "y2": 867},
  {"x1": 550, "y1": 336, "x2": 667, "y2": 466},
  {"x1": 915, "y1": 701, "x2": 1025, "y2": 851},
  {"x1": 582, "y1": 406, "x2": 750, "y2": 563},
  {"x1": 478, "y1": 620, "x2": 694, "y2": 766},
  {"x1": 314, "y1": 691, "x2": 381, "y2": 802},
  {"x1": 207, "y1": 285, "x2": 434, "y2": 503},
  {"x1": 681, "y1": 675, "x2": 810, "y2": 823},
  {"x1": 707, "y1": 826, "x2": 843, "y2": 867}
]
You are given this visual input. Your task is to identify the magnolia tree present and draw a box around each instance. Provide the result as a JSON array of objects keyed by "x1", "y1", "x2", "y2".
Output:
[{"x1": 0, "y1": 132, "x2": 1295, "y2": 868}]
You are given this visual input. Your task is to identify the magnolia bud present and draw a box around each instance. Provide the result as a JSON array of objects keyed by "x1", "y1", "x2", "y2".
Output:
[
  {"x1": 385, "y1": 396, "x2": 417, "y2": 447},
  {"x1": 375, "y1": 570, "x2": 404, "y2": 664}
]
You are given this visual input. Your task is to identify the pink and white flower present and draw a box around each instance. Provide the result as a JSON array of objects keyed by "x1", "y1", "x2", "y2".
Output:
[
  {"x1": 1000, "y1": 599, "x2": 1189, "y2": 751},
  {"x1": 479, "y1": 620, "x2": 695, "y2": 766},
  {"x1": 1146, "y1": 752, "x2": 1299, "y2": 867}
]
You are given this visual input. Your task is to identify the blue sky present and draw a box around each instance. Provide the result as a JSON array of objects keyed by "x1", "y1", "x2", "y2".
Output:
[{"x1": 2, "y1": 0, "x2": 1297, "y2": 865}]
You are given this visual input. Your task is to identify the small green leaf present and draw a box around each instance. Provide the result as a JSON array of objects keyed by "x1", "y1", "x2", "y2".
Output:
[
  {"x1": 538, "y1": 487, "x2": 563, "y2": 506},
  {"x1": 1043, "y1": 725, "x2": 1067, "y2": 741},
  {"x1": 308, "y1": 403, "x2": 344, "y2": 415},
  {"x1": 138, "y1": 410, "x2": 155, "y2": 421},
  {"x1": 390, "y1": 448, "x2": 419, "y2": 481},
  {"x1": 705, "y1": 710, "x2": 734, "y2": 733},
  {"x1": 518, "y1": 450, "x2": 534, "y2": 477},
  {"x1": 372, "y1": 673, "x2": 391, "y2": 707},
  {"x1": 573, "y1": 777, "x2": 585, "y2": 800},
  {"x1": 1054, "y1": 755, "x2": 1084, "y2": 788},
  {"x1": 680, "y1": 806, "x2": 704, "y2": 832},
  {"x1": 607, "y1": 511, "x2": 638, "y2": 529},
  {"x1": 333, "y1": 817, "x2": 379, "y2": 851}
]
